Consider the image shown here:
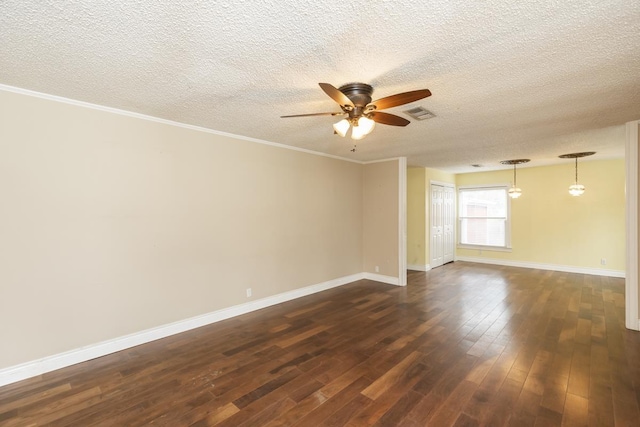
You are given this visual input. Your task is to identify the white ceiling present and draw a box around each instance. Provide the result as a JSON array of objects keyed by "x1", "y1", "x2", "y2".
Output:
[{"x1": 1, "y1": 0, "x2": 639, "y2": 173}]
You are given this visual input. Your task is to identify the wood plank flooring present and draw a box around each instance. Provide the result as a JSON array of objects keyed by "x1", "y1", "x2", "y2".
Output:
[{"x1": 1, "y1": 262, "x2": 639, "y2": 426}]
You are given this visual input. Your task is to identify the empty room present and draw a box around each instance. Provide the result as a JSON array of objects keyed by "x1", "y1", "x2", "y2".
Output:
[{"x1": 1, "y1": 1, "x2": 640, "y2": 426}]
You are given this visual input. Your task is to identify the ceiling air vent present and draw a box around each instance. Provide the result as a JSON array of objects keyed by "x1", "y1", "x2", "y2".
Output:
[{"x1": 403, "y1": 106, "x2": 436, "y2": 121}]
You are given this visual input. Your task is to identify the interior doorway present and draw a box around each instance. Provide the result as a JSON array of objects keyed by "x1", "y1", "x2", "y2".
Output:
[{"x1": 430, "y1": 182, "x2": 455, "y2": 268}]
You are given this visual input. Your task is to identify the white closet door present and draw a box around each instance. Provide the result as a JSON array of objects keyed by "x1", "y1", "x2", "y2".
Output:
[
  {"x1": 431, "y1": 183, "x2": 455, "y2": 269},
  {"x1": 430, "y1": 184, "x2": 444, "y2": 268}
]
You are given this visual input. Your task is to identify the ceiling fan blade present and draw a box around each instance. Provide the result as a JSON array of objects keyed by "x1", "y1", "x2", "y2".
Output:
[
  {"x1": 370, "y1": 111, "x2": 411, "y2": 126},
  {"x1": 319, "y1": 83, "x2": 354, "y2": 107},
  {"x1": 371, "y1": 89, "x2": 431, "y2": 110},
  {"x1": 281, "y1": 112, "x2": 345, "y2": 118}
]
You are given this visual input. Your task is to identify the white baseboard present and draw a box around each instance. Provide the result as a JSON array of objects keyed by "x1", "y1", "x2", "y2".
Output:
[
  {"x1": 456, "y1": 256, "x2": 625, "y2": 278},
  {"x1": 362, "y1": 272, "x2": 401, "y2": 286},
  {"x1": 407, "y1": 264, "x2": 431, "y2": 272},
  {"x1": 0, "y1": 272, "x2": 366, "y2": 387}
]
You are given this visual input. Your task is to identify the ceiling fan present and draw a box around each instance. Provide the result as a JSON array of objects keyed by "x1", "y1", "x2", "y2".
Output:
[{"x1": 281, "y1": 83, "x2": 432, "y2": 140}]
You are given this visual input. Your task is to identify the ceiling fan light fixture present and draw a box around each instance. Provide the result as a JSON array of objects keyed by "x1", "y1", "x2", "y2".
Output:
[
  {"x1": 351, "y1": 124, "x2": 367, "y2": 140},
  {"x1": 333, "y1": 119, "x2": 349, "y2": 137},
  {"x1": 357, "y1": 116, "x2": 376, "y2": 135}
]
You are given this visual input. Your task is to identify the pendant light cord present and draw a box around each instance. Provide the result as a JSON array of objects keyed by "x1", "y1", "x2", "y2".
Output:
[
  {"x1": 513, "y1": 164, "x2": 517, "y2": 187},
  {"x1": 575, "y1": 157, "x2": 578, "y2": 184}
]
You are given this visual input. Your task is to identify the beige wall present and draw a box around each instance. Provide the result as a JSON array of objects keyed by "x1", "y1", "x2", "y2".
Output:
[
  {"x1": 0, "y1": 90, "x2": 364, "y2": 369},
  {"x1": 456, "y1": 159, "x2": 626, "y2": 272},
  {"x1": 363, "y1": 161, "x2": 399, "y2": 277}
]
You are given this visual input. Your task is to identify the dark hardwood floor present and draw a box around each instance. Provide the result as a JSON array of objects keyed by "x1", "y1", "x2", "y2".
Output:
[{"x1": 1, "y1": 262, "x2": 639, "y2": 426}]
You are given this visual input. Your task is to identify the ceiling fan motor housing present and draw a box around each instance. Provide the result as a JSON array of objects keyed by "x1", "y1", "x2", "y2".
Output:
[{"x1": 339, "y1": 83, "x2": 373, "y2": 119}]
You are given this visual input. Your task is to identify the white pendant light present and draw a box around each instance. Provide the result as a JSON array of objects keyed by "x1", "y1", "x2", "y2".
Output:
[
  {"x1": 500, "y1": 159, "x2": 530, "y2": 199},
  {"x1": 508, "y1": 187, "x2": 523, "y2": 199},
  {"x1": 559, "y1": 152, "x2": 595, "y2": 196},
  {"x1": 568, "y1": 184, "x2": 585, "y2": 196}
]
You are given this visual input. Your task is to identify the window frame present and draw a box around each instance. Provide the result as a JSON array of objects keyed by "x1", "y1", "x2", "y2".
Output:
[{"x1": 457, "y1": 184, "x2": 512, "y2": 251}]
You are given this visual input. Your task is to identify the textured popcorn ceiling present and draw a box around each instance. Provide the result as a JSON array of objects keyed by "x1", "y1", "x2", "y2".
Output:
[{"x1": 1, "y1": 0, "x2": 639, "y2": 172}]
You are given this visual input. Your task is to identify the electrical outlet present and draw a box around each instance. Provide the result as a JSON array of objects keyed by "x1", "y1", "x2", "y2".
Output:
[
  {"x1": 600, "y1": 258, "x2": 606, "y2": 265},
  {"x1": 375, "y1": 266, "x2": 379, "y2": 273},
  {"x1": 246, "y1": 288, "x2": 252, "y2": 298}
]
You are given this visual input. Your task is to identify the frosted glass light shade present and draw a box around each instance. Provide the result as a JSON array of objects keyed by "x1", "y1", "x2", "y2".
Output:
[
  {"x1": 569, "y1": 183, "x2": 585, "y2": 196},
  {"x1": 357, "y1": 116, "x2": 375, "y2": 135},
  {"x1": 333, "y1": 119, "x2": 349, "y2": 137},
  {"x1": 351, "y1": 123, "x2": 367, "y2": 140},
  {"x1": 508, "y1": 187, "x2": 522, "y2": 199}
]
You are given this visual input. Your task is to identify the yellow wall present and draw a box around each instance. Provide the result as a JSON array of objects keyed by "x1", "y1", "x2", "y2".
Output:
[
  {"x1": 407, "y1": 167, "x2": 426, "y2": 267},
  {"x1": 425, "y1": 168, "x2": 456, "y2": 186},
  {"x1": 456, "y1": 159, "x2": 625, "y2": 272},
  {"x1": 0, "y1": 89, "x2": 366, "y2": 369}
]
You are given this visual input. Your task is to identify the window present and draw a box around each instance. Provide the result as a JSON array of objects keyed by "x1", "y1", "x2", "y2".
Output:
[{"x1": 458, "y1": 185, "x2": 511, "y2": 249}]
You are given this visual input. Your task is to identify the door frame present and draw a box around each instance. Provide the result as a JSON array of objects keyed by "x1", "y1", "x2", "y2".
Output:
[{"x1": 626, "y1": 120, "x2": 639, "y2": 330}]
